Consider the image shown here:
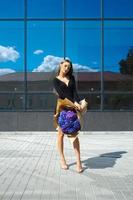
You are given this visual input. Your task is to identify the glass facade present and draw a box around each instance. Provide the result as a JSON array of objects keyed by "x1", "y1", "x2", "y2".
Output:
[{"x1": 0, "y1": 0, "x2": 133, "y2": 111}]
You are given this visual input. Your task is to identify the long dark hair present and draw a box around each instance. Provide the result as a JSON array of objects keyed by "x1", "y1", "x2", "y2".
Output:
[{"x1": 57, "y1": 59, "x2": 73, "y2": 78}]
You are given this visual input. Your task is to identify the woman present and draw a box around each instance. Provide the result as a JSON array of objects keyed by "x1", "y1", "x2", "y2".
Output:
[{"x1": 53, "y1": 59, "x2": 83, "y2": 173}]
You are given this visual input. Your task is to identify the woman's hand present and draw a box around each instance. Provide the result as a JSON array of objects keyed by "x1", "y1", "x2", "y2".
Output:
[{"x1": 74, "y1": 101, "x2": 82, "y2": 111}]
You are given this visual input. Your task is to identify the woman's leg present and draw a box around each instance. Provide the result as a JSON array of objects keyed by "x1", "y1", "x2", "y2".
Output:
[
  {"x1": 57, "y1": 127, "x2": 68, "y2": 169},
  {"x1": 73, "y1": 136, "x2": 83, "y2": 172}
]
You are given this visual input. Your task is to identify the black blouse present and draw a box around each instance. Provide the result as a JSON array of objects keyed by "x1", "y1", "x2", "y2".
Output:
[{"x1": 53, "y1": 75, "x2": 81, "y2": 103}]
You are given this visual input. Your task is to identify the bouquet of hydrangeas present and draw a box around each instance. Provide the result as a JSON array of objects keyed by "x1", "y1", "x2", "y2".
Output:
[{"x1": 58, "y1": 109, "x2": 81, "y2": 134}]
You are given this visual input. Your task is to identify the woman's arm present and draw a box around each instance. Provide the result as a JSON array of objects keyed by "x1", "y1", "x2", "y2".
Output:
[{"x1": 53, "y1": 78, "x2": 65, "y2": 98}]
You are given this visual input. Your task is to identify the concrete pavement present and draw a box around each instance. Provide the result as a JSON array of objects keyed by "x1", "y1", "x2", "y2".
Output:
[{"x1": 0, "y1": 131, "x2": 133, "y2": 200}]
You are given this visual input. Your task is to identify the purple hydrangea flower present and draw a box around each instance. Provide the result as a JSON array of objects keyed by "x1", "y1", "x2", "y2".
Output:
[{"x1": 58, "y1": 109, "x2": 81, "y2": 134}]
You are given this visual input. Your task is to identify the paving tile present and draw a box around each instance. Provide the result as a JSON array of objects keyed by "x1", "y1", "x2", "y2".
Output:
[{"x1": 0, "y1": 131, "x2": 133, "y2": 200}]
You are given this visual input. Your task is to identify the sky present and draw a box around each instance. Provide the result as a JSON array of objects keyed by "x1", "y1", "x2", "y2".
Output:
[{"x1": 0, "y1": 0, "x2": 133, "y2": 76}]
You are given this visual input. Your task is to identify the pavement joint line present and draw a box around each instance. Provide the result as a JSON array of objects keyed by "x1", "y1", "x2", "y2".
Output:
[{"x1": 0, "y1": 132, "x2": 133, "y2": 200}]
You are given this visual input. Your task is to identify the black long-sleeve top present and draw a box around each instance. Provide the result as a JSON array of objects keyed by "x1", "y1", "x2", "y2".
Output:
[{"x1": 53, "y1": 75, "x2": 81, "y2": 103}]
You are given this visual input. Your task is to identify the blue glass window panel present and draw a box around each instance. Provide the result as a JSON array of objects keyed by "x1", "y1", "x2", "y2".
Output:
[
  {"x1": 66, "y1": 21, "x2": 101, "y2": 73},
  {"x1": 27, "y1": 0, "x2": 63, "y2": 18},
  {"x1": 104, "y1": 0, "x2": 133, "y2": 18},
  {"x1": 66, "y1": 0, "x2": 101, "y2": 18},
  {"x1": 0, "y1": 0, "x2": 24, "y2": 18}
]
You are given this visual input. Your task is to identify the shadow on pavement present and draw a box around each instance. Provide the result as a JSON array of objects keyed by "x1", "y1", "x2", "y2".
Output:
[
  {"x1": 69, "y1": 151, "x2": 127, "y2": 169},
  {"x1": 69, "y1": 151, "x2": 127, "y2": 170}
]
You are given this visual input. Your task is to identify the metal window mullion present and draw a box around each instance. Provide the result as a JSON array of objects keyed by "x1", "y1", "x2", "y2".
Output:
[
  {"x1": 1, "y1": 18, "x2": 133, "y2": 21},
  {"x1": 100, "y1": 0, "x2": 104, "y2": 111},
  {"x1": 24, "y1": 0, "x2": 27, "y2": 111},
  {"x1": 63, "y1": 0, "x2": 66, "y2": 59}
]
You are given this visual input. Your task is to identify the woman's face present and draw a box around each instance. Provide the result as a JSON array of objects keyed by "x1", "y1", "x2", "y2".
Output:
[{"x1": 60, "y1": 61, "x2": 71, "y2": 75}]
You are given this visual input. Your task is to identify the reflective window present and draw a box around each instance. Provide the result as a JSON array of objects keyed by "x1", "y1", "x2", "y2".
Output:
[
  {"x1": 104, "y1": 21, "x2": 133, "y2": 91},
  {"x1": 104, "y1": 94, "x2": 133, "y2": 110},
  {"x1": 76, "y1": 72, "x2": 101, "y2": 92},
  {"x1": 104, "y1": 0, "x2": 133, "y2": 18},
  {"x1": 0, "y1": 22, "x2": 24, "y2": 92},
  {"x1": 0, "y1": 0, "x2": 24, "y2": 18},
  {"x1": 27, "y1": 0, "x2": 63, "y2": 18},
  {"x1": 27, "y1": 21, "x2": 63, "y2": 91},
  {"x1": 27, "y1": 93, "x2": 56, "y2": 110},
  {"x1": 79, "y1": 92, "x2": 101, "y2": 110},
  {"x1": 0, "y1": 0, "x2": 133, "y2": 112},
  {"x1": 66, "y1": 21, "x2": 101, "y2": 91},
  {"x1": 66, "y1": 0, "x2": 101, "y2": 18},
  {"x1": 0, "y1": 94, "x2": 24, "y2": 110}
]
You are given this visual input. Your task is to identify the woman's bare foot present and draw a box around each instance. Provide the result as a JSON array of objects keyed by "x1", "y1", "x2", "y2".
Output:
[
  {"x1": 76, "y1": 162, "x2": 83, "y2": 173},
  {"x1": 60, "y1": 159, "x2": 69, "y2": 170}
]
